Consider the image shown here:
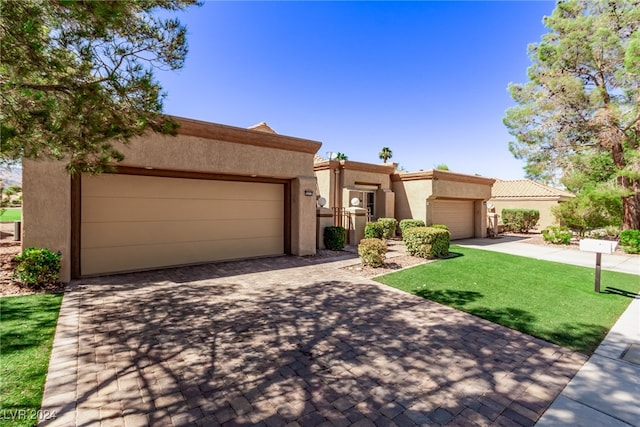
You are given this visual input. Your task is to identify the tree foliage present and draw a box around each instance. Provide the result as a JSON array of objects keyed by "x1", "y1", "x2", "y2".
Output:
[
  {"x1": 504, "y1": 0, "x2": 640, "y2": 229},
  {"x1": 378, "y1": 146, "x2": 392, "y2": 163},
  {"x1": 335, "y1": 152, "x2": 348, "y2": 161},
  {"x1": 0, "y1": 0, "x2": 200, "y2": 174}
]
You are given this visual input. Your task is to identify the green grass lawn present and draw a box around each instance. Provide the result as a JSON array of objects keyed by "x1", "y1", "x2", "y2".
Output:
[
  {"x1": 0, "y1": 208, "x2": 22, "y2": 222},
  {"x1": 375, "y1": 246, "x2": 640, "y2": 355},
  {"x1": 0, "y1": 293, "x2": 63, "y2": 427}
]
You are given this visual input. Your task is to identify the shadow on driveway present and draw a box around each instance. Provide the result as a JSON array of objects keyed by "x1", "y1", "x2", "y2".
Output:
[{"x1": 41, "y1": 257, "x2": 588, "y2": 426}]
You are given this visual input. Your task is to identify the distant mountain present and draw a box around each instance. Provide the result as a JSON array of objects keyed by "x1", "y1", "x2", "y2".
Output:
[{"x1": 0, "y1": 164, "x2": 22, "y2": 188}]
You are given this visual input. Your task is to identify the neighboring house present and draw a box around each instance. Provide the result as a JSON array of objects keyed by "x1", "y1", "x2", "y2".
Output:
[
  {"x1": 489, "y1": 179, "x2": 575, "y2": 231},
  {"x1": 23, "y1": 117, "x2": 321, "y2": 282},
  {"x1": 314, "y1": 158, "x2": 495, "y2": 240},
  {"x1": 392, "y1": 170, "x2": 495, "y2": 240},
  {"x1": 314, "y1": 158, "x2": 397, "y2": 220}
]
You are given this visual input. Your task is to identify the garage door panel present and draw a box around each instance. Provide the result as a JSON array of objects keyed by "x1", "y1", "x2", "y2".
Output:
[
  {"x1": 82, "y1": 218, "x2": 284, "y2": 248},
  {"x1": 82, "y1": 198, "x2": 283, "y2": 222},
  {"x1": 432, "y1": 200, "x2": 474, "y2": 240},
  {"x1": 81, "y1": 174, "x2": 285, "y2": 276},
  {"x1": 82, "y1": 236, "x2": 284, "y2": 276},
  {"x1": 84, "y1": 174, "x2": 282, "y2": 201}
]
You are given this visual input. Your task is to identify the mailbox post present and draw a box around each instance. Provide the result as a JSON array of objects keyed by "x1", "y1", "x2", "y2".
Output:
[{"x1": 579, "y1": 239, "x2": 618, "y2": 293}]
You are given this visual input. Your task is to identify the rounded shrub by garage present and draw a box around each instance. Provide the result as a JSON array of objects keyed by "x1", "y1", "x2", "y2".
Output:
[
  {"x1": 324, "y1": 226, "x2": 346, "y2": 250},
  {"x1": 364, "y1": 221, "x2": 385, "y2": 239},
  {"x1": 378, "y1": 218, "x2": 398, "y2": 239},
  {"x1": 399, "y1": 219, "x2": 425, "y2": 237},
  {"x1": 13, "y1": 247, "x2": 62, "y2": 288},
  {"x1": 502, "y1": 208, "x2": 540, "y2": 233},
  {"x1": 620, "y1": 229, "x2": 640, "y2": 254},
  {"x1": 358, "y1": 238, "x2": 387, "y2": 267},
  {"x1": 403, "y1": 227, "x2": 450, "y2": 259}
]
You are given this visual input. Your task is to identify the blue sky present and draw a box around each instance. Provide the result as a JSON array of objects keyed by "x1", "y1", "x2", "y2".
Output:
[{"x1": 156, "y1": 1, "x2": 556, "y2": 180}]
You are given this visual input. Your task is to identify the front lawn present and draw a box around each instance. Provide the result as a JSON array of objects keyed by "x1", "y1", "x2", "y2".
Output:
[
  {"x1": 375, "y1": 246, "x2": 640, "y2": 355},
  {"x1": 0, "y1": 293, "x2": 63, "y2": 427},
  {"x1": 0, "y1": 208, "x2": 22, "y2": 222}
]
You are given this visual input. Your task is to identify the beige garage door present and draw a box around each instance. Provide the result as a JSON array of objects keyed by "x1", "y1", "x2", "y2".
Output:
[
  {"x1": 81, "y1": 174, "x2": 284, "y2": 276},
  {"x1": 432, "y1": 199, "x2": 475, "y2": 240}
]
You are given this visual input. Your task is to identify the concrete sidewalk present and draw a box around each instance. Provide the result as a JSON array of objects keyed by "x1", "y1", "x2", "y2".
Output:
[
  {"x1": 456, "y1": 237, "x2": 640, "y2": 426},
  {"x1": 455, "y1": 236, "x2": 639, "y2": 276}
]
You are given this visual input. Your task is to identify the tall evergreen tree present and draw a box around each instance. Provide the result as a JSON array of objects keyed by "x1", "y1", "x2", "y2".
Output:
[
  {"x1": 0, "y1": 0, "x2": 200, "y2": 174},
  {"x1": 504, "y1": 0, "x2": 640, "y2": 229},
  {"x1": 378, "y1": 147, "x2": 393, "y2": 163}
]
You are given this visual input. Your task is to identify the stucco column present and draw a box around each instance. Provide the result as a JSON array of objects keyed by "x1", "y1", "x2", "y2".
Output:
[
  {"x1": 377, "y1": 188, "x2": 395, "y2": 219},
  {"x1": 475, "y1": 200, "x2": 488, "y2": 238},
  {"x1": 316, "y1": 207, "x2": 334, "y2": 249},
  {"x1": 347, "y1": 207, "x2": 368, "y2": 246},
  {"x1": 291, "y1": 176, "x2": 317, "y2": 256},
  {"x1": 22, "y1": 159, "x2": 72, "y2": 283}
]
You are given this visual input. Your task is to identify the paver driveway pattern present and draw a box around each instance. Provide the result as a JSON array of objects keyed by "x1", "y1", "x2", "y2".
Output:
[{"x1": 40, "y1": 255, "x2": 587, "y2": 427}]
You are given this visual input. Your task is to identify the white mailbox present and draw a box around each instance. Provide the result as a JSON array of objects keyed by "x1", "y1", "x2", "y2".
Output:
[
  {"x1": 579, "y1": 238, "x2": 618, "y2": 254},
  {"x1": 579, "y1": 238, "x2": 618, "y2": 292}
]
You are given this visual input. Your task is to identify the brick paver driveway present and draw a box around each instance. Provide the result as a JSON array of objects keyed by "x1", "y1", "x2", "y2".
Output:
[{"x1": 40, "y1": 255, "x2": 587, "y2": 427}]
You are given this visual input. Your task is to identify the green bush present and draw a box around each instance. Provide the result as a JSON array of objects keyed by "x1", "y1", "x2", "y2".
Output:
[
  {"x1": 364, "y1": 221, "x2": 385, "y2": 239},
  {"x1": 403, "y1": 227, "x2": 450, "y2": 259},
  {"x1": 620, "y1": 229, "x2": 640, "y2": 254},
  {"x1": 378, "y1": 218, "x2": 398, "y2": 239},
  {"x1": 399, "y1": 219, "x2": 425, "y2": 237},
  {"x1": 430, "y1": 224, "x2": 449, "y2": 231},
  {"x1": 502, "y1": 208, "x2": 540, "y2": 233},
  {"x1": 358, "y1": 238, "x2": 387, "y2": 267},
  {"x1": 542, "y1": 226, "x2": 572, "y2": 245},
  {"x1": 13, "y1": 247, "x2": 62, "y2": 287},
  {"x1": 324, "y1": 226, "x2": 346, "y2": 250}
]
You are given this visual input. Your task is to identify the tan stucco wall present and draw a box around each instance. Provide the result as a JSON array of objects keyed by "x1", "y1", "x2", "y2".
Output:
[
  {"x1": 392, "y1": 179, "x2": 432, "y2": 221},
  {"x1": 432, "y1": 179, "x2": 493, "y2": 200},
  {"x1": 342, "y1": 169, "x2": 392, "y2": 189},
  {"x1": 119, "y1": 133, "x2": 314, "y2": 178},
  {"x1": 315, "y1": 169, "x2": 333, "y2": 207},
  {"x1": 490, "y1": 199, "x2": 561, "y2": 231},
  {"x1": 24, "y1": 122, "x2": 322, "y2": 281},
  {"x1": 291, "y1": 176, "x2": 318, "y2": 256},
  {"x1": 22, "y1": 159, "x2": 72, "y2": 282}
]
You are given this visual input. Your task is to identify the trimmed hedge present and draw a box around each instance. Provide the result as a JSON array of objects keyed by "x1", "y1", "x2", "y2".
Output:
[
  {"x1": 403, "y1": 226, "x2": 450, "y2": 259},
  {"x1": 364, "y1": 221, "x2": 385, "y2": 239},
  {"x1": 399, "y1": 219, "x2": 426, "y2": 237},
  {"x1": 430, "y1": 224, "x2": 449, "y2": 231},
  {"x1": 620, "y1": 229, "x2": 640, "y2": 254},
  {"x1": 324, "y1": 226, "x2": 346, "y2": 250},
  {"x1": 358, "y1": 238, "x2": 387, "y2": 267},
  {"x1": 378, "y1": 218, "x2": 398, "y2": 239},
  {"x1": 542, "y1": 225, "x2": 572, "y2": 245},
  {"x1": 502, "y1": 208, "x2": 540, "y2": 233}
]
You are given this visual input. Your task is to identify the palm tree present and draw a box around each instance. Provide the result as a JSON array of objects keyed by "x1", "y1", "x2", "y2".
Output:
[
  {"x1": 335, "y1": 152, "x2": 348, "y2": 161},
  {"x1": 379, "y1": 147, "x2": 392, "y2": 163}
]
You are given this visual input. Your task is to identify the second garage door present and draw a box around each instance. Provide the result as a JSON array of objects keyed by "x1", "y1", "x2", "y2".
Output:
[
  {"x1": 81, "y1": 174, "x2": 285, "y2": 276},
  {"x1": 432, "y1": 199, "x2": 475, "y2": 240}
]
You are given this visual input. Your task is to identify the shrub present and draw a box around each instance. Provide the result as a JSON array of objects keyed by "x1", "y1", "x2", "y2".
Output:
[
  {"x1": 364, "y1": 221, "x2": 385, "y2": 239},
  {"x1": 13, "y1": 247, "x2": 62, "y2": 287},
  {"x1": 358, "y1": 238, "x2": 387, "y2": 267},
  {"x1": 378, "y1": 218, "x2": 398, "y2": 239},
  {"x1": 430, "y1": 224, "x2": 449, "y2": 231},
  {"x1": 501, "y1": 208, "x2": 540, "y2": 233},
  {"x1": 620, "y1": 229, "x2": 640, "y2": 254},
  {"x1": 324, "y1": 226, "x2": 346, "y2": 250},
  {"x1": 542, "y1": 226, "x2": 572, "y2": 245},
  {"x1": 403, "y1": 227, "x2": 450, "y2": 259},
  {"x1": 399, "y1": 219, "x2": 425, "y2": 237}
]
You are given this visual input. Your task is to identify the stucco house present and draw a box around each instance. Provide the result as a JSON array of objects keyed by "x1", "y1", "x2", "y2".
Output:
[
  {"x1": 24, "y1": 116, "x2": 497, "y2": 282},
  {"x1": 314, "y1": 158, "x2": 495, "y2": 240},
  {"x1": 392, "y1": 170, "x2": 495, "y2": 240},
  {"x1": 23, "y1": 117, "x2": 321, "y2": 282},
  {"x1": 489, "y1": 179, "x2": 575, "y2": 231}
]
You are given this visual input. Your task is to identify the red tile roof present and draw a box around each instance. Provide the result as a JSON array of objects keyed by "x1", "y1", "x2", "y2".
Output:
[{"x1": 491, "y1": 179, "x2": 574, "y2": 199}]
